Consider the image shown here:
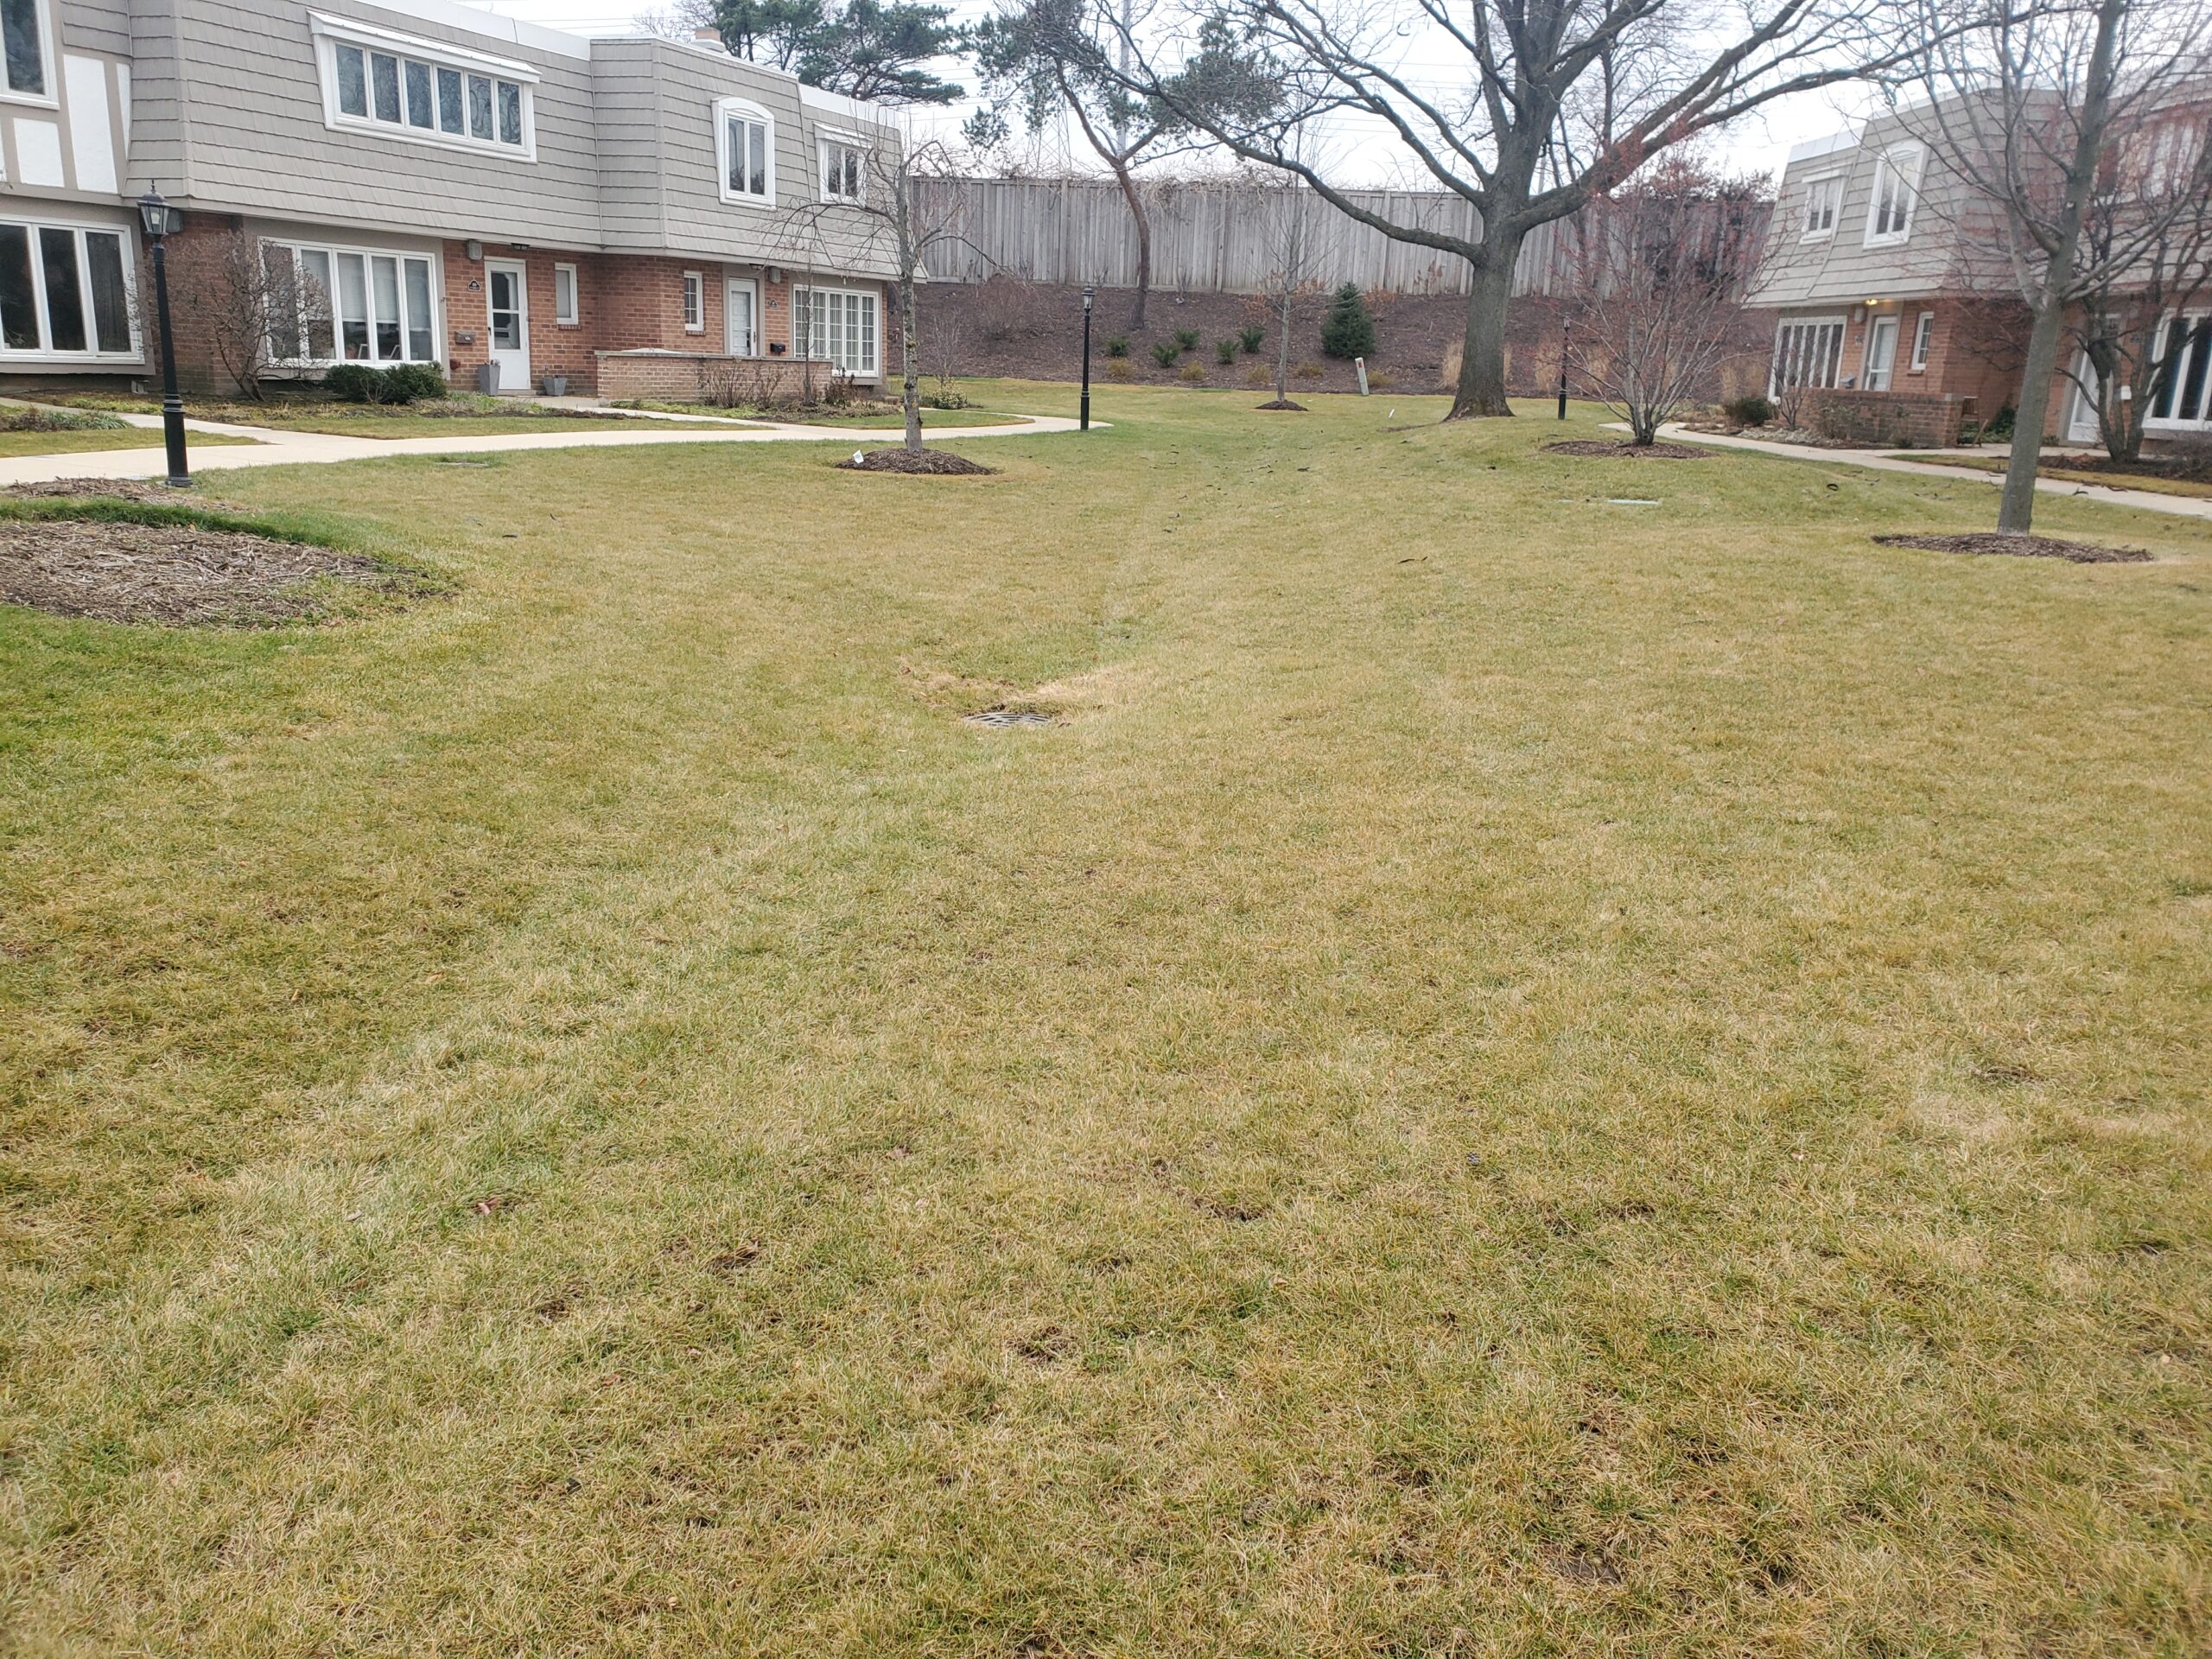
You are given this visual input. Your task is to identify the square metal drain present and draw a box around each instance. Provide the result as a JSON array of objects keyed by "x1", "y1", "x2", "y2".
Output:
[{"x1": 963, "y1": 709, "x2": 1055, "y2": 728}]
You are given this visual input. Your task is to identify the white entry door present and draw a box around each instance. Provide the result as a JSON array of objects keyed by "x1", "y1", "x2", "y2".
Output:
[
  {"x1": 725, "y1": 277, "x2": 759, "y2": 356},
  {"x1": 486, "y1": 259, "x2": 530, "y2": 390},
  {"x1": 1863, "y1": 315, "x2": 1899, "y2": 391}
]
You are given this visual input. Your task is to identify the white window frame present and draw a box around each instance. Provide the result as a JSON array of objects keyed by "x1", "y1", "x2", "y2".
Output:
[
  {"x1": 1864, "y1": 143, "x2": 1923, "y2": 246},
  {"x1": 260, "y1": 237, "x2": 442, "y2": 368},
  {"x1": 794, "y1": 283, "x2": 880, "y2": 377},
  {"x1": 2147, "y1": 309, "x2": 2212, "y2": 429},
  {"x1": 1909, "y1": 310, "x2": 1934, "y2": 372},
  {"x1": 0, "y1": 213, "x2": 141, "y2": 360},
  {"x1": 1768, "y1": 314, "x2": 1848, "y2": 400},
  {"x1": 309, "y1": 13, "x2": 537, "y2": 162},
  {"x1": 682, "y1": 270, "x2": 704, "y2": 332},
  {"x1": 553, "y1": 261, "x2": 578, "y2": 325},
  {"x1": 715, "y1": 96, "x2": 776, "y2": 207},
  {"x1": 818, "y1": 130, "x2": 867, "y2": 203},
  {"x1": 0, "y1": 0, "x2": 59, "y2": 108},
  {"x1": 1799, "y1": 172, "x2": 1842, "y2": 241},
  {"x1": 1861, "y1": 314, "x2": 1900, "y2": 391}
]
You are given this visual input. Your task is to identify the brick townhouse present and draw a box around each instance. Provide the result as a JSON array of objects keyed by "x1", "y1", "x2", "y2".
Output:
[
  {"x1": 1749, "y1": 97, "x2": 2212, "y2": 449},
  {"x1": 0, "y1": 0, "x2": 901, "y2": 397}
]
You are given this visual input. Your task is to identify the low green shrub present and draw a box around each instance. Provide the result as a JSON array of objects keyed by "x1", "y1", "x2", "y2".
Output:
[
  {"x1": 1105, "y1": 335, "x2": 1129, "y2": 359},
  {"x1": 1319, "y1": 283, "x2": 1376, "y2": 359},
  {"x1": 1238, "y1": 324, "x2": 1266, "y2": 354},
  {"x1": 1150, "y1": 341, "x2": 1179, "y2": 369},
  {"x1": 1722, "y1": 394, "x2": 1774, "y2": 428},
  {"x1": 1173, "y1": 328, "x2": 1200, "y2": 353},
  {"x1": 0, "y1": 404, "x2": 127, "y2": 432},
  {"x1": 1215, "y1": 339, "x2": 1236, "y2": 365},
  {"x1": 323, "y1": 362, "x2": 447, "y2": 404}
]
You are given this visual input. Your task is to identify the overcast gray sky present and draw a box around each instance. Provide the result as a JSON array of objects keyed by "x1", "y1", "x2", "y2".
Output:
[{"x1": 461, "y1": 0, "x2": 1885, "y2": 183}]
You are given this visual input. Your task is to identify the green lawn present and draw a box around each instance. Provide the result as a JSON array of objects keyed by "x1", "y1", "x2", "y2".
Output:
[
  {"x1": 33, "y1": 394, "x2": 732, "y2": 441},
  {"x1": 0, "y1": 426, "x2": 260, "y2": 457},
  {"x1": 3, "y1": 383, "x2": 2207, "y2": 1656}
]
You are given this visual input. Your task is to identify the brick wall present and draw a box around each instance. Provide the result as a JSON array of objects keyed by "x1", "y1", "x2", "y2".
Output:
[
  {"x1": 1806, "y1": 389, "x2": 1975, "y2": 447},
  {"x1": 594, "y1": 352, "x2": 835, "y2": 404}
]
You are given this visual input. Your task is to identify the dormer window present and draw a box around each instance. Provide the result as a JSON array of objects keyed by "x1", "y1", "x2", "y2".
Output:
[
  {"x1": 1801, "y1": 174, "x2": 1841, "y2": 239},
  {"x1": 717, "y1": 97, "x2": 773, "y2": 205},
  {"x1": 312, "y1": 13, "x2": 536, "y2": 158},
  {"x1": 820, "y1": 134, "x2": 866, "y2": 203},
  {"x1": 1865, "y1": 144, "x2": 1923, "y2": 245}
]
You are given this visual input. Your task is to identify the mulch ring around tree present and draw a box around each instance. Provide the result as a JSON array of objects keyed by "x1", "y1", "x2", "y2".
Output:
[
  {"x1": 0, "y1": 517, "x2": 430, "y2": 626},
  {"x1": 1255, "y1": 399, "x2": 1309, "y2": 412},
  {"x1": 836, "y1": 447, "x2": 995, "y2": 476},
  {"x1": 1542, "y1": 439, "x2": 1708, "y2": 459},
  {"x1": 1873, "y1": 531, "x2": 2152, "y2": 565}
]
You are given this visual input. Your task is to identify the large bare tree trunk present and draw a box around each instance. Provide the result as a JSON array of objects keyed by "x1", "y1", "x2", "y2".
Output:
[{"x1": 1449, "y1": 233, "x2": 1522, "y2": 420}]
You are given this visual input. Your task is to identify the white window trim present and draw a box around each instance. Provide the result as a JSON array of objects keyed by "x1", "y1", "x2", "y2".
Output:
[
  {"x1": 1909, "y1": 310, "x2": 1934, "y2": 372},
  {"x1": 260, "y1": 235, "x2": 442, "y2": 368},
  {"x1": 1863, "y1": 143, "x2": 1923, "y2": 247},
  {"x1": 553, "y1": 261, "x2": 578, "y2": 325},
  {"x1": 1768, "y1": 313, "x2": 1848, "y2": 399},
  {"x1": 794, "y1": 283, "x2": 880, "y2": 378},
  {"x1": 0, "y1": 212, "x2": 141, "y2": 360},
  {"x1": 1861, "y1": 313, "x2": 1900, "y2": 391},
  {"x1": 715, "y1": 96, "x2": 776, "y2": 208},
  {"x1": 817, "y1": 128, "x2": 868, "y2": 204},
  {"x1": 0, "y1": 0, "x2": 60, "y2": 109},
  {"x1": 309, "y1": 13, "x2": 538, "y2": 162},
  {"x1": 1798, "y1": 171, "x2": 1842, "y2": 242},
  {"x1": 682, "y1": 270, "x2": 704, "y2": 332}
]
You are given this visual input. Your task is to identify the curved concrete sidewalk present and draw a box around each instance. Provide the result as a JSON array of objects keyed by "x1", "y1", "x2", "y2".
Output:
[
  {"x1": 1653, "y1": 422, "x2": 2212, "y2": 524},
  {"x1": 0, "y1": 406, "x2": 1087, "y2": 488}
]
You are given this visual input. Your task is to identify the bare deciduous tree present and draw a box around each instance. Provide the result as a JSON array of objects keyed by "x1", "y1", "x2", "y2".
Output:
[
  {"x1": 1091, "y1": 0, "x2": 1912, "y2": 421},
  {"x1": 161, "y1": 225, "x2": 329, "y2": 399},
  {"x1": 1887, "y1": 0, "x2": 2212, "y2": 530},
  {"x1": 1566, "y1": 157, "x2": 1769, "y2": 443}
]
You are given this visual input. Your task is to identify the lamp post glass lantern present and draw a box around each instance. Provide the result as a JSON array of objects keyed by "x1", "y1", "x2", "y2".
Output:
[
  {"x1": 1080, "y1": 285, "x2": 1095, "y2": 432},
  {"x1": 138, "y1": 189, "x2": 191, "y2": 488}
]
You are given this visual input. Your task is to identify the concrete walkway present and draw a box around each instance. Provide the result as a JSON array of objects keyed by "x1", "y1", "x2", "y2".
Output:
[
  {"x1": 1654, "y1": 423, "x2": 2212, "y2": 524},
  {"x1": 0, "y1": 404, "x2": 1085, "y2": 488}
]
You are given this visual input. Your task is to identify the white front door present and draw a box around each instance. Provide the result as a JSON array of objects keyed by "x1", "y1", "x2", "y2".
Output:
[
  {"x1": 725, "y1": 278, "x2": 759, "y2": 356},
  {"x1": 486, "y1": 259, "x2": 530, "y2": 391},
  {"x1": 1863, "y1": 315, "x2": 1899, "y2": 391}
]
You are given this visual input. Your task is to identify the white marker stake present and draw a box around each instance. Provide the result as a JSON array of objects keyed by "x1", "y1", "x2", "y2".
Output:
[{"x1": 1355, "y1": 357, "x2": 1370, "y2": 397}]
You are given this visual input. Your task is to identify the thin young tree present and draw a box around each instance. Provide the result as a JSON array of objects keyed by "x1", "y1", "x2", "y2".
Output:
[
  {"x1": 1258, "y1": 171, "x2": 1319, "y2": 408},
  {"x1": 1565, "y1": 157, "x2": 1770, "y2": 443},
  {"x1": 1089, "y1": 0, "x2": 1919, "y2": 420},
  {"x1": 1888, "y1": 0, "x2": 2212, "y2": 530},
  {"x1": 966, "y1": 0, "x2": 1273, "y2": 328}
]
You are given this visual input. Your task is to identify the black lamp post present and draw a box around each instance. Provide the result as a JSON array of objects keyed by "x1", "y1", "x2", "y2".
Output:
[
  {"x1": 1556, "y1": 315, "x2": 1569, "y2": 422},
  {"x1": 1080, "y1": 284, "x2": 1095, "y2": 431},
  {"x1": 137, "y1": 188, "x2": 190, "y2": 487}
]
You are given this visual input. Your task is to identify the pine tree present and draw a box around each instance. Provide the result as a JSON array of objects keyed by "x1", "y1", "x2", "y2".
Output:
[{"x1": 1319, "y1": 283, "x2": 1375, "y2": 359}]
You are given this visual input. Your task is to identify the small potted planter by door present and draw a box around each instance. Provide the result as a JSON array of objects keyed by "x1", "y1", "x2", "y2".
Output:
[
  {"x1": 542, "y1": 373, "x2": 568, "y2": 397},
  {"x1": 474, "y1": 362, "x2": 499, "y2": 394}
]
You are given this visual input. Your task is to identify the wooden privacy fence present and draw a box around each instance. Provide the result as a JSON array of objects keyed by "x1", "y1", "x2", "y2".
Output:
[{"x1": 914, "y1": 175, "x2": 1774, "y2": 298}]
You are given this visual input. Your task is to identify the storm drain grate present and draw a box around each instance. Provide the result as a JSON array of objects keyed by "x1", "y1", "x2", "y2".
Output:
[{"x1": 964, "y1": 709, "x2": 1056, "y2": 728}]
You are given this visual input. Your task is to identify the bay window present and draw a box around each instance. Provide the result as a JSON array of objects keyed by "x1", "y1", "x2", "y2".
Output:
[
  {"x1": 795, "y1": 285, "x2": 878, "y2": 376},
  {"x1": 0, "y1": 218, "x2": 137, "y2": 359},
  {"x1": 263, "y1": 238, "x2": 438, "y2": 367},
  {"x1": 1769, "y1": 315, "x2": 1847, "y2": 399},
  {"x1": 316, "y1": 15, "x2": 535, "y2": 157}
]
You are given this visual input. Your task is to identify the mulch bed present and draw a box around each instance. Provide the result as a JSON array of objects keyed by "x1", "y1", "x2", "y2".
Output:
[
  {"x1": 1255, "y1": 398, "x2": 1308, "y2": 411},
  {"x1": 836, "y1": 447, "x2": 995, "y2": 475},
  {"x1": 7, "y1": 476, "x2": 217, "y2": 504},
  {"x1": 0, "y1": 518, "x2": 419, "y2": 625},
  {"x1": 1542, "y1": 439, "x2": 1708, "y2": 459},
  {"x1": 1873, "y1": 531, "x2": 2151, "y2": 564}
]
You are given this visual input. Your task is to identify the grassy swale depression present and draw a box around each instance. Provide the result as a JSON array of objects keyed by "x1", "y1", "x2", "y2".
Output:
[{"x1": 1, "y1": 382, "x2": 2207, "y2": 1655}]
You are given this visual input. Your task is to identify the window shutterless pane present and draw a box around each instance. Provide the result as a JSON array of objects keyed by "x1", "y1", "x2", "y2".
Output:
[
  {"x1": 335, "y1": 42, "x2": 367, "y2": 117},
  {"x1": 2182, "y1": 317, "x2": 2212, "y2": 422},
  {"x1": 437, "y1": 65, "x2": 463, "y2": 134},
  {"x1": 372, "y1": 255, "x2": 401, "y2": 360},
  {"x1": 497, "y1": 79, "x2": 521, "y2": 144},
  {"x1": 263, "y1": 245, "x2": 302, "y2": 359},
  {"x1": 467, "y1": 74, "x2": 493, "y2": 140},
  {"x1": 404, "y1": 258, "x2": 434, "y2": 360},
  {"x1": 336, "y1": 251, "x2": 369, "y2": 359},
  {"x1": 86, "y1": 231, "x2": 130, "y2": 353},
  {"x1": 404, "y1": 59, "x2": 432, "y2": 128},
  {"x1": 749, "y1": 124, "x2": 766, "y2": 195},
  {"x1": 371, "y1": 52, "x2": 400, "y2": 122},
  {"x1": 0, "y1": 225, "x2": 35, "y2": 348},
  {"x1": 553, "y1": 264, "x2": 575, "y2": 323},
  {"x1": 300, "y1": 249, "x2": 335, "y2": 359},
  {"x1": 38, "y1": 226, "x2": 82, "y2": 352},
  {"x1": 2, "y1": 0, "x2": 43, "y2": 95}
]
